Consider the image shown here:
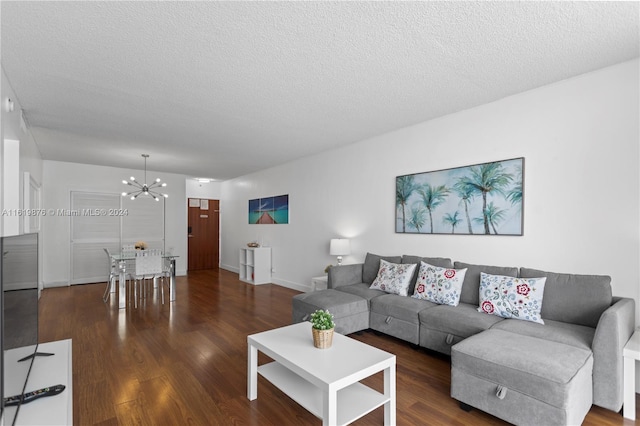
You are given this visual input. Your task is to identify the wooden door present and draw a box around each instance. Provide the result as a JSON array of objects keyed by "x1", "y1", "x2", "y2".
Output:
[{"x1": 188, "y1": 198, "x2": 220, "y2": 270}]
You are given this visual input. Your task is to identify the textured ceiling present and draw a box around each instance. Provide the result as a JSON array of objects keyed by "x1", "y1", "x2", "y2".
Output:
[{"x1": 1, "y1": 1, "x2": 638, "y2": 180}]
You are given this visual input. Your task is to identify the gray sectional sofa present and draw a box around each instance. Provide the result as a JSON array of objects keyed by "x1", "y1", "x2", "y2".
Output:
[{"x1": 291, "y1": 253, "x2": 636, "y2": 425}]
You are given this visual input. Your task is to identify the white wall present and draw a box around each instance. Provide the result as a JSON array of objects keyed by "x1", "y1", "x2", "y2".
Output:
[
  {"x1": 221, "y1": 60, "x2": 640, "y2": 316},
  {"x1": 186, "y1": 179, "x2": 221, "y2": 199},
  {"x1": 1, "y1": 68, "x2": 44, "y2": 291},
  {"x1": 41, "y1": 160, "x2": 188, "y2": 286},
  {"x1": 1, "y1": 68, "x2": 44, "y2": 236},
  {"x1": 1, "y1": 69, "x2": 43, "y2": 184}
]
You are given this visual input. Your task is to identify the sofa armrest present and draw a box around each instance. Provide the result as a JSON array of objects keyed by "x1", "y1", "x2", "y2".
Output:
[
  {"x1": 327, "y1": 263, "x2": 363, "y2": 289},
  {"x1": 591, "y1": 296, "x2": 636, "y2": 411}
]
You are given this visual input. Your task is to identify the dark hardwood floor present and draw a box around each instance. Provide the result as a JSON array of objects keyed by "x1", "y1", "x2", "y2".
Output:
[{"x1": 38, "y1": 269, "x2": 637, "y2": 425}]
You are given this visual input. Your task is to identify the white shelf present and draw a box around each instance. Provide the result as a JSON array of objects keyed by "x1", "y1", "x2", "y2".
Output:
[
  {"x1": 258, "y1": 362, "x2": 388, "y2": 426},
  {"x1": 239, "y1": 247, "x2": 271, "y2": 285}
]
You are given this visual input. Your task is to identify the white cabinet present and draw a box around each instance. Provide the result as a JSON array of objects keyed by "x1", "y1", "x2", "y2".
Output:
[{"x1": 239, "y1": 247, "x2": 271, "y2": 285}]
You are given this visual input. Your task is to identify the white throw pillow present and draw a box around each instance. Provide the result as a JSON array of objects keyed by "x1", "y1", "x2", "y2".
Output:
[
  {"x1": 369, "y1": 259, "x2": 417, "y2": 296},
  {"x1": 477, "y1": 272, "x2": 546, "y2": 324},
  {"x1": 411, "y1": 261, "x2": 467, "y2": 306}
]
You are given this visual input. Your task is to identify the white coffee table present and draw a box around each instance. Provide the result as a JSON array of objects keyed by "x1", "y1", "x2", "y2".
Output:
[{"x1": 247, "y1": 322, "x2": 396, "y2": 426}]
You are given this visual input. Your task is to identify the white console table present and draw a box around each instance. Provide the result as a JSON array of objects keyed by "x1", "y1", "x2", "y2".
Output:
[
  {"x1": 623, "y1": 329, "x2": 640, "y2": 420},
  {"x1": 311, "y1": 276, "x2": 328, "y2": 291},
  {"x1": 4, "y1": 339, "x2": 73, "y2": 425}
]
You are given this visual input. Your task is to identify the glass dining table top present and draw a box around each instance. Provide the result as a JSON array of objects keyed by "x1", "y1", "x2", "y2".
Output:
[{"x1": 111, "y1": 252, "x2": 179, "y2": 261}]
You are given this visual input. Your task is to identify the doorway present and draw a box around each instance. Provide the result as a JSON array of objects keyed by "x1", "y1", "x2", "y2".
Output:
[{"x1": 188, "y1": 198, "x2": 220, "y2": 270}]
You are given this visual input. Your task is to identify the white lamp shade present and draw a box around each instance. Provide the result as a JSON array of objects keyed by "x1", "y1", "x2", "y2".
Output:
[{"x1": 329, "y1": 239, "x2": 350, "y2": 256}]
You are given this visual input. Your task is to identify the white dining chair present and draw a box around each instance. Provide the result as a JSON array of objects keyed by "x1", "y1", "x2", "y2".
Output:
[
  {"x1": 150, "y1": 249, "x2": 171, "y2": 304},
  {"x1": 129, "y1": 251, "x2": 165, "y2": 307}
]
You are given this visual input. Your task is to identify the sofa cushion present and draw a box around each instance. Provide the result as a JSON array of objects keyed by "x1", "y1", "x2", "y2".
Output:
[
  {"x1": 402, "y1": 255, "x2": 453, "y2": 294},
  {"x1": 371, "y1": 293, "x2": 435, "y2": 324},
  {"x1": 412, "y1": 262, "x2": 467, "y2": 306},
  {"x1": 454, "y1": 261, "x2": 519, "y2": 306},
  {"x1": 520, "y1": 267, "x2": 612, "y2": 328},
  {"x1": 419, "y1": 302, "x2": 504, "y2": 338},
  {"x1": 327, "y1": 263, "x2": 363, "y2": 289},
  {"x1": 478, "y1": 273, "x2": 546, "y2": 324},
  {"x1": 369, "y1": 259, "x2": 417, "y2": 296},
  {"x1": 335, "y1": 283, "x2": 386, "y2": 306},
  {"x1": 491, "y1": 318, "x2": 595, "y2": 351},
  {"x1": 363, "y1": 253, "x2": 402, "y2": 284}
]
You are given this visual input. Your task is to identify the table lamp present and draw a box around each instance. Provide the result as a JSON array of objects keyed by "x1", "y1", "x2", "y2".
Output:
[{"x1": 329, "y1": 239, "x2": 350, "y2": 266}]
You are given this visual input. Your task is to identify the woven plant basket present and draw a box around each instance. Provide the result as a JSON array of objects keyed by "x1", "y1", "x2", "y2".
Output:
[{"x1": 312, "y1": 327, "x2": 334, "y2": 349}]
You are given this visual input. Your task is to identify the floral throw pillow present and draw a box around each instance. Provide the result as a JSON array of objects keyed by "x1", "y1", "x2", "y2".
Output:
[
  {"x1": 369, "y1": 259, "x2": 417, "y2": 296},
  {"x1": 478, "y1": 272, "x2": 547, "y2": 324},
  {"x1": 411, "y1": 261, "x2": 467, "y2": 306}
]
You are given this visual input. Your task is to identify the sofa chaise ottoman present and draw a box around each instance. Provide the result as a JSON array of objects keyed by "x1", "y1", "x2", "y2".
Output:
[
  {"x1": 292, "y1": 288, "x2": 368, "y2": 335},
  {"x1": 451, "y1": 329, "x2": 593, "y2": 425}
]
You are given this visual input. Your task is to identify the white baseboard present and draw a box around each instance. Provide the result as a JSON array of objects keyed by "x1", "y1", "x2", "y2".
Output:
[
  {"x1": 219, "y1": 264, "x2": 312, "y2": 292},
  {"x1": 44, "y1": 281, "x2": 69, "y2": 288},
  {"x1": 220, "y1": 264, "x2": 238, "y2": 273},
  {"x1": 272, "y1": 277, "x2": 312, "y2": 292}
]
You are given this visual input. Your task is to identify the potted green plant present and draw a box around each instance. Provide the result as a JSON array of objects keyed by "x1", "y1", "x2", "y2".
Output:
[{"x1": 310, "y1": 309, "x2": 335, "y2": 349}]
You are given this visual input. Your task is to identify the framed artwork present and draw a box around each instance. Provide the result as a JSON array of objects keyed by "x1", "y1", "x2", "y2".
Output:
[
  {"x1": 249, "y1": 194, "x2": 289, "y2": 224},
  {"x1": 396, "y1": 158, "x2": 523, "y2": 235}
]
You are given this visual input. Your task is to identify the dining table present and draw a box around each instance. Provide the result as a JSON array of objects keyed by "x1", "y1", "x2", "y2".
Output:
[{"x1": 109, "y1": 252, "x2": 179, "y2": 309}]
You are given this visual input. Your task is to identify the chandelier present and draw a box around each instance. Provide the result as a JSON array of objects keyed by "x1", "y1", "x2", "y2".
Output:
[{"x1": 121, "y1": 154, "x2": 168, "y2": 201}]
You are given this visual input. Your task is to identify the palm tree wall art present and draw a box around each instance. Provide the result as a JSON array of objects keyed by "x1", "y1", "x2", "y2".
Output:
[
  {"x1": 396, "y1": 175, "x2": 418, "y2": 233},
  {"x1": 395, "y1": 158, "x2": 524, "y2": 235}
]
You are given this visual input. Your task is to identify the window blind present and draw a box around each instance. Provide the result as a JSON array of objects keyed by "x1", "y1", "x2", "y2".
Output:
[{"x1": 70, "y1": 191, "x2": 165, "y2": 284}]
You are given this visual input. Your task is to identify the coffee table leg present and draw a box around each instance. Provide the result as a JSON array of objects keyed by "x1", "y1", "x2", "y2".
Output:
[
  {"x1": 248, "y1": 343, "x2": 258, "y2": 400},
  {"x1": 384, "y1": 363, "x2": 396, "y2": 426},
  {"x1": 322, "y1": 388, "x2": 337, "y2": 426}
]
